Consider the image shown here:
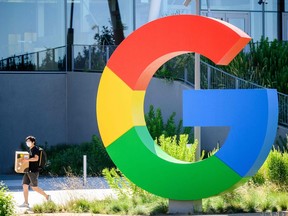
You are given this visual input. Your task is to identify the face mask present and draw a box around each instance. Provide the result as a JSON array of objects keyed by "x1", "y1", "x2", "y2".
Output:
[{"x1": 26, "y1": 142, "x2": 31, "y2": 148}]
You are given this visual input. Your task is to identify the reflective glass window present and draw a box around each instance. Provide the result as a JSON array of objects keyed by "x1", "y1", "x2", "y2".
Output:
[
  {"x1": 263, "y1": 1, "x2": 278, "y2": 11},
  {"x1": 264, "y1": 12, "x2": 278, "y2": 40},
  {"x1": 250, "y1": 12, "x2": 263, "y2": 41},
  {"x1": 0, "y1": 0, "x2": 65, "y2": 59},
  {"x1": 135, "y1": 0, "x2": 195, "y2": 30},
  {"x1": 68, "y1": 0, "x2": 134, "y2": 46},
  {"x1": 201, "y1": 0, "x2": 262, "y2": 11}
]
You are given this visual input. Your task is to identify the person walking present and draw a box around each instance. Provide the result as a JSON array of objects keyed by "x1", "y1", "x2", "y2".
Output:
[{"x1": 18, "y1": 135, "x2": 51, "y2": 208}]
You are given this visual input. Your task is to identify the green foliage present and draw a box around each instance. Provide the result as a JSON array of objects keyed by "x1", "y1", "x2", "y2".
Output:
[
  {"x1": 277, "y1": 194, "x2": 288, "y2": 211},
  {"x1": 102, "y1": 168, "x2": 131, "y2": 197},
  {"x1": 102, "y1": 168, "x2": 156, "y2": 201},
  {"x1": 203, "y1": 182, "x2": 288, "y2": 214},
  {"x1": 251, "y1": 147, "x2": 288, "y2": 190},
  {"x1": 251, "y1": 170, "x2": 266, "y2": 186},
  {"x1": 102, "y1": 167, "x2": 168, "y2": 215},
  {"x1": 157, "y1": 134, "x2": 200, "y2": 162},
  {"x1": 33, "y1": 201, "x2": 59, "y2": 213},
  {"x1": 46, "y1": 135, "x2": 115, "y2": 176},
  {"x1": 154, "y1": 53, "x2": 194, "y2": 81},
  {"x1": 68, "y1": 199, "x2": 91, "y2": 213},
  {"x1": 145, "y1": 105, "x2": 192, "y2": 141},
  {"x1": 266, "y1": 148, "x2": 288, "y2": 187},
  {"x1": 0, "y1": 182, "x2": 15, "y2": 216}
]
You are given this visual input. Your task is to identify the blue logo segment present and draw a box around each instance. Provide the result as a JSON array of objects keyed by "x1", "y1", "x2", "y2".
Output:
[{"x1": 183, "y1": 89, "x2": 278, "y2": 177}]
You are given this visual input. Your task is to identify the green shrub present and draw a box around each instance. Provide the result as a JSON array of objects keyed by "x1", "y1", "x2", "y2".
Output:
[
  {"x1": 33, "y1": 201, "x2": 59, "y2": 213},
  {"x1": 251, "y1": 160, "x2": 266, "y2": 186},
  {"x1": 266, "y1": 148, "x2": 288, "y2": 187},
  {"x1": 102, "y1": 167, "x2": 168, "y2": 214},
  {"x1": 90, "y1": 200, "x2": 110, "y2": 214},
  {"x1": 157, "y1": 134, "x2": 199, "y2": 162},
  {"x1": 277, "y1": 194, "x2": 288, "y2": 211},
  {"x1": 251, "y1": 146, "x2": 288, "y2": 189},
  {"x1": 155, "y1": 53, "x2": 194, "y2": 81},
  {"x1": 251, "y1": 171, "x2": 266, "y2": 186},
  {"x1": 68, "y1": 199, "x2": 91, "y2": 213},
  {"x1": 203, "y1": 182, "x2": 288, "y2": 214},
  {"x1": 149, "y1": 200, "x2": 168, "y2": 215},
  {"x1": 46, "y1": 135, "x2": 115, "y2": 176},
  {"x1": 0, "y1": 182, "x2": 15, "y2": 216},
  {"x1": 145, "y1": 105, "x2": 192, "y2": 141}
]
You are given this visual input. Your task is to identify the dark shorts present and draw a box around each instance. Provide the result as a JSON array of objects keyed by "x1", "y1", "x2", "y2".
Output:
[{"x1": 22, "y1": 172, "x2": 39, "y2": 187}]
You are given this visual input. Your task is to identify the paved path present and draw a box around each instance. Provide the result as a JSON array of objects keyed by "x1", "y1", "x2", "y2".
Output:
[{"x1": 1, "y1": 175, "x2": 109, "y2": 191}]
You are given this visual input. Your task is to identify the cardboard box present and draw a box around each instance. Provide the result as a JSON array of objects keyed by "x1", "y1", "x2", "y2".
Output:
[{"x1": 14, "y1": 151, "x2": 29, "y2": 173}]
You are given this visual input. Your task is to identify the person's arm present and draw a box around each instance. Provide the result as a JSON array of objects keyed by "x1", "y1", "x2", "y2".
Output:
[{"x1": 23, "y1": 155, "x2": 39, "y2": 162}]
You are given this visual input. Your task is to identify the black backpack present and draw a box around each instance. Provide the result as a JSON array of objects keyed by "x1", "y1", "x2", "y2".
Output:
[{"x1": 37, "y1": 146, "x2": 48, "y2": 172}]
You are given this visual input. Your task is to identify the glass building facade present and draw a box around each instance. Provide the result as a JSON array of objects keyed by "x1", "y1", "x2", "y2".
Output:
[{"x1": 0, "y1": 0, "x2": 287, "y2": 62}]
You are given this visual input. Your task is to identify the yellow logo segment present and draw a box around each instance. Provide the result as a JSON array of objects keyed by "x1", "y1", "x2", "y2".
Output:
[{"x1": 96, "y1": 66, "x2": 146, "y2": 147}]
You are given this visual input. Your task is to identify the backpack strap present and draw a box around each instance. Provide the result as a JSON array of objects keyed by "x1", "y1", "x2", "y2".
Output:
[
  {"x1": 35, "y1": 146, "x2": 42, "y2": 167},
  {"x1": 39, "y1": 149, "x2": 42, "y2": 167}
]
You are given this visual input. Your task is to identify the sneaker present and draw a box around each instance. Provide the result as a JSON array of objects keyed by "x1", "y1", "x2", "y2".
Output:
[
  {"x1": 46, "y1": 195, "x2": 51, "y2": 201},
  {"x1": 18, "y1": 202, "x2": 29, "y2": 208}
]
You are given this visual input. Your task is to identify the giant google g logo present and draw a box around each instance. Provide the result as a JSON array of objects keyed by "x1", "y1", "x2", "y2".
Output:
[{"x1": 96, "y1": 15, "x2": 278, "y2": 200}]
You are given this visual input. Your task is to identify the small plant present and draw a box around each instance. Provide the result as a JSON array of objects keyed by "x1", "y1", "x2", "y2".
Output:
[
  {"x1": 0, "y1": 182, "x2": 15, "y2": 216},
  {"x1": 277, "y1": 194, "x2": 288, "y2": 211},
  {"x1": 157, "y1": 134, "x2": 200, "y2": 162},
  {"x1": 33, "y1": 201, "x2": 59, "y2": 213},
  {"x1": 102, "y1": 167, "x2": 168, "y2": 214},
  {"x1": 68, "y1": 199, "x2": 91, "y2": 213},
  {"x1": 90, "y1": 200, "x2": 110, "y2": 214},
  {"x1": 155, "y1": 53, "x2": 194, "y2": 82},
  {"x1": 46, "y1": 135, "x2": 115, "y2": 176},
  {"x1": 266, "y1": 148, "x2": 288, "y2": 188},
  {"x1": 145, "y1": 105, "x2": 192, "y2": 141}
]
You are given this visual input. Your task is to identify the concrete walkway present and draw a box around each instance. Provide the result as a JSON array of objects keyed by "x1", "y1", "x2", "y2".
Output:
[{"x1": 1, "y1": 174, "x2": 109, "y2": 191}]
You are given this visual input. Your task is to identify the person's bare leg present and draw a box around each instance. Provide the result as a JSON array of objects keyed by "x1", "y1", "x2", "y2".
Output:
[
  {"x1": 31, "y1": 186, "x2": 49, "y2": 200},
  {"x1": 23, "y1": 184, "x2": 29, "y2": 204}
]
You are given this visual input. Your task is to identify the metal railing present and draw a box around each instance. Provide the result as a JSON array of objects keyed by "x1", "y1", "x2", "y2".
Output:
[
  {"x1": 0, "y1": 46, "x2": 66, "y2": 71},
  {"x1": 0, "y1": 45, "x2": 287, "y2": 127},
  {"x1": 72, "y1": 44, "x2": 117, "y2": 72}
]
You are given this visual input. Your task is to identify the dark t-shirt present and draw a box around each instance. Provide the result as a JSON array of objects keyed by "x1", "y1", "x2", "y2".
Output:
[{"x1": 28, "y1": 146, "x2": 40, "y2": 172}]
